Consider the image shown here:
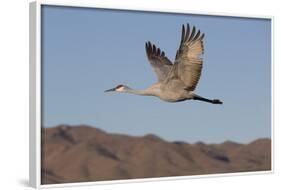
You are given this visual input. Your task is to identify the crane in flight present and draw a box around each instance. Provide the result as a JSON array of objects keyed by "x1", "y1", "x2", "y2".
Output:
[{"x1": 105, "y1": 24, "x2": 223, "y2": 104}]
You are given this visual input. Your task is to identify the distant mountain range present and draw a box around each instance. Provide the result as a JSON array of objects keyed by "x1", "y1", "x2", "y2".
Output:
[{"x1": 41, "y1": 125, "x2": 271, "y2": 184}]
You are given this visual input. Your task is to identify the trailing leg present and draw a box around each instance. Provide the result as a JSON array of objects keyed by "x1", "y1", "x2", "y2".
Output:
[{"x1": 193, "y1": 94, "x2": 223, "y2": 104}]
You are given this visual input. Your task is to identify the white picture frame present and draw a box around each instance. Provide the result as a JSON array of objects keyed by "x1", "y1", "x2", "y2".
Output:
[{"x1": 29, "y1": 0, "x2": 274, "y2": 189}]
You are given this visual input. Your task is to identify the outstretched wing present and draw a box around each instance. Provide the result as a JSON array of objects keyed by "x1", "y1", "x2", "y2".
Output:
[
  {"x1": 171, "y1": 24, "x2": 205, "y2": 91},
  {"x1": 145, "y1": 41, "x2": 173, "y2": 82}
]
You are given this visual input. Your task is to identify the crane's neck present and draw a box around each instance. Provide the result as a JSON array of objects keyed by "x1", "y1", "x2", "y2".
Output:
[{"x1": 123, "y1": 87, "x2": 157, "y2": 96}]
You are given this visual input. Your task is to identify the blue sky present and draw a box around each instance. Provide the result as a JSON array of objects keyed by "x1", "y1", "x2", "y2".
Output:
[{"x1": 41, "y1": 5, "x2": 271, "y2": 143}]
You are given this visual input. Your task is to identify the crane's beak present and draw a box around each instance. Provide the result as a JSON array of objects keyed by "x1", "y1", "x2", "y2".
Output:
[{"x1": 104, "y1": 87, "x2": 116, "y2": 92}]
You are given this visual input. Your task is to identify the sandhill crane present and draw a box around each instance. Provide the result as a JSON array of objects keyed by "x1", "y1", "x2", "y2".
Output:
[{"x1": 105, "y1": 24, "x2": 223, "y2": 104}]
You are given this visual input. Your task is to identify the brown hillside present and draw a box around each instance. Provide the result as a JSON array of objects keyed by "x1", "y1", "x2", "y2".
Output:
[{"x1": 41, "y1": 125, "x2": 271, "y2": 184}]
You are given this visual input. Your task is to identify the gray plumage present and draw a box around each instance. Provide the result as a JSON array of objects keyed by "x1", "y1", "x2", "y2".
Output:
[{"x1": 105, "y1": 24, "x2": 222, "y2": 104}]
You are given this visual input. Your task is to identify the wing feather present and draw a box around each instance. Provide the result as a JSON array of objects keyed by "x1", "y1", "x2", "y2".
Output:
[
  {"x1": 145, "y1": 41, "x2": 173, "y2": 82},
  {"x1": 169, "y1": 24, "x2": 205, "y2": 91}
]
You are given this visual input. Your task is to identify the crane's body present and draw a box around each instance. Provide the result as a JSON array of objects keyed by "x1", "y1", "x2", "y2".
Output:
[{"x1": 105, "y1": 24, "x2": 223, "y2": 104}]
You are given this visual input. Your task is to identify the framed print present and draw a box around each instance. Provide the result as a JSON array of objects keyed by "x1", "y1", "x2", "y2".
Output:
[{"x1": 29, "y1": 0, "x2": 273, "y2": 188}]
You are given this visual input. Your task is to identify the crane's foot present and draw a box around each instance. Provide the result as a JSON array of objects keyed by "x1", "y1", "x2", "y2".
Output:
[{"x1": 212, "y1": 99, "x2": 223, "y2": 104}]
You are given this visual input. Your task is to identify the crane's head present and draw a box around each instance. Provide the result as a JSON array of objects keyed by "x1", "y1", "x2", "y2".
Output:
[{"x1": 104, "y1": 84, "x2": 130, "y2": 93}]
